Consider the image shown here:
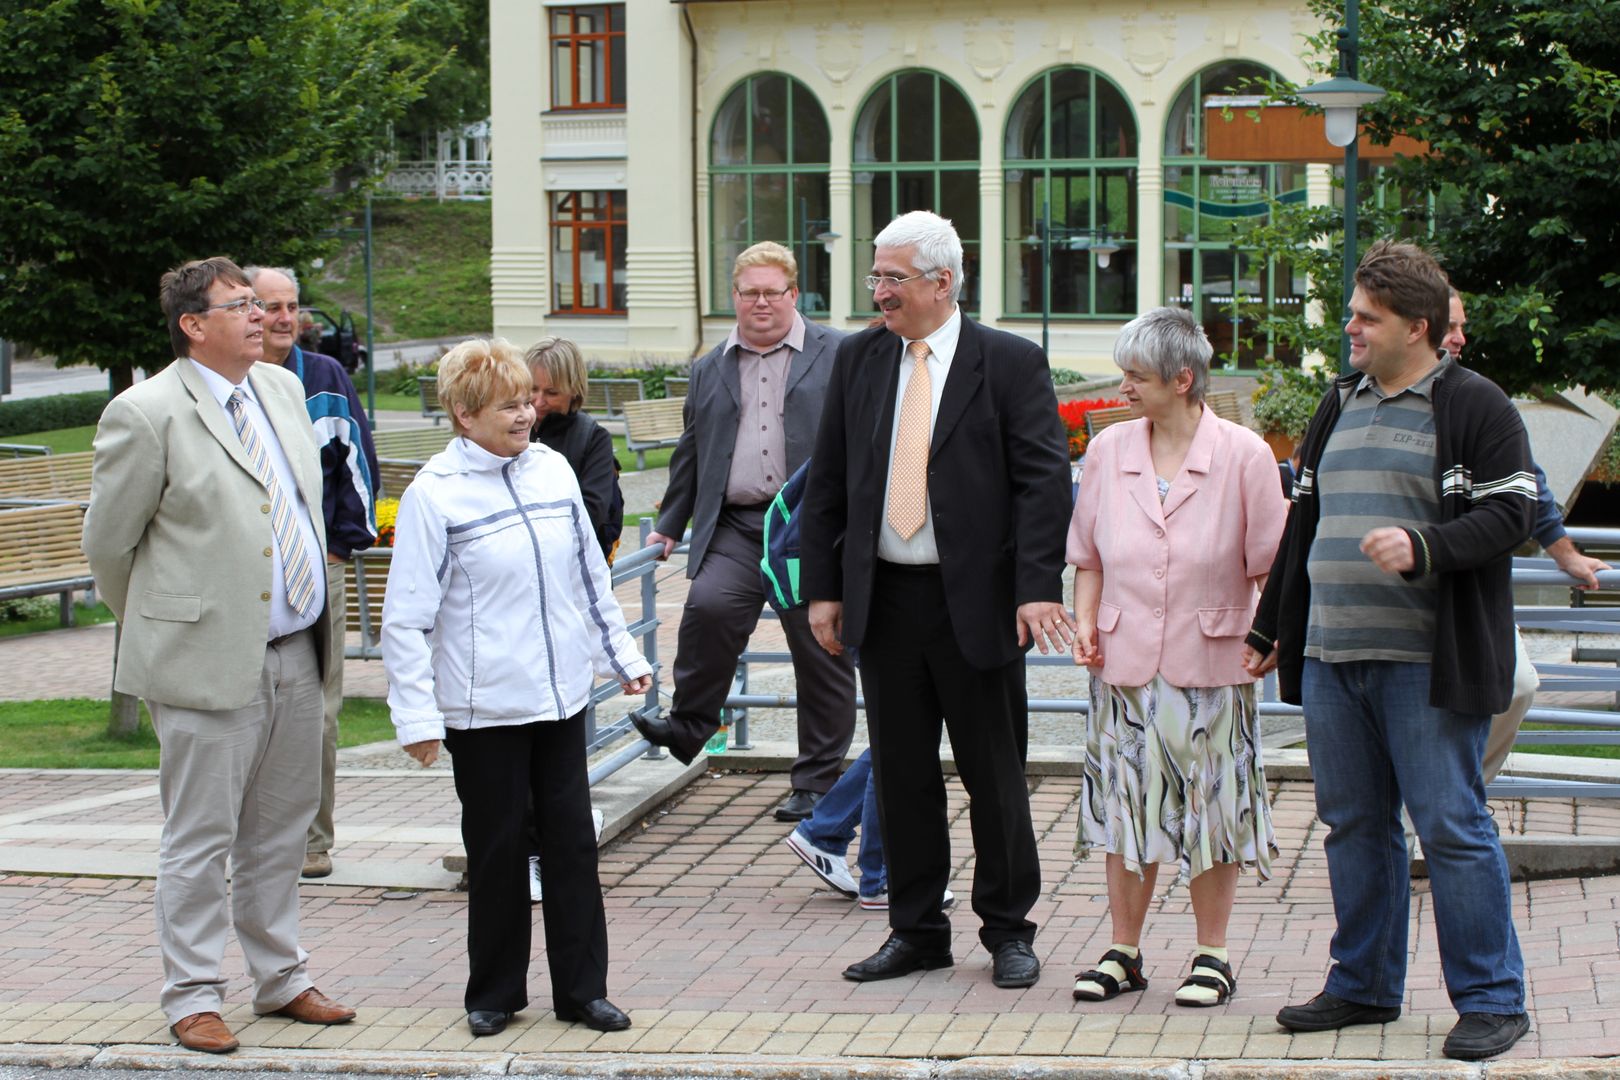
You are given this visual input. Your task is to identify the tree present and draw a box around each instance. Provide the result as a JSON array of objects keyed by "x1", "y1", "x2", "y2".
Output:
[
  {"x1": 1293, "y1": 0, "x2": 1620, "y2": 394},
  {"x1": 0, "y1": 0, "x2": 436, "y2": 390},
  {"x1": 391, "y1": 0, "x2": 489, "y2": 148}
]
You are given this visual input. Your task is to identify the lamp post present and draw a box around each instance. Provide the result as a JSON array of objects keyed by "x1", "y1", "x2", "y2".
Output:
[
  {"x1": 1026, "y1": 193, "x2": 1121, "y2": 356},
  {"x1": 1297, "y1": 0, "x2": 1384, "y2": 372},
  {"x1": 796, "y1": 197, "x2": 840, "y2": 314}
]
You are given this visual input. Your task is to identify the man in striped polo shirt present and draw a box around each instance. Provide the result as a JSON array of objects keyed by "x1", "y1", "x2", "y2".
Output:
[{"x1": 1243, "y1": 241, "x2": 1536, "y2": 1061}]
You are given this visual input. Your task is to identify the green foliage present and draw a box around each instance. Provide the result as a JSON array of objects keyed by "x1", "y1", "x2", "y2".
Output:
[
  {"x1": 1050, "y1": 368, "x2": 1090, "y2": 386},
  {"x1": 0, "y1": 600, "x2": 115, "y2": 638},
  {"x1": 1297, "y1": 0, "x2": 1620, "y2": 393},
  {"x1": 383, "y1": 355, "x2": 447, "y2": 396},
  {"x1": 0, "y1": 391, "x2": 108, "y2": 437},
  {"x1": 303, "y1": 200, "x2": 492, "y2": 341},
  {"x1": 1597, "y1": 391, "x2": 1620, "y2": 483},
  {"x1": 590, "y1": 360, "x2": 692, "y2": 400},
  {"x1": 0, "y1": 0, "x2": 437, "y2": 383},
  {"x1": 0, "y1": 696, "x2": 398, "y2": 768},
  {"x1": 1, "y1": 425, "x2": 98, "y2": 455},
  {"x1": 1250, "y1": 359, "x2": 1338, "y2": 440},
  {"x1": 390, "y1": 0, "x2": 489, "y2": 145}
]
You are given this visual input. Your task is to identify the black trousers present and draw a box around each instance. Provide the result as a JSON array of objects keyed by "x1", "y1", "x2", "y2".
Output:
[
  {"x1": 861, "y1": 561, "x2": 1040, "y2": 953},
  {"x1": 665, "y1": 508, "x2": 857, "y2": 792},
  {"x1": 444, "y1": 712, "x2": 608, "y2": 1014}
]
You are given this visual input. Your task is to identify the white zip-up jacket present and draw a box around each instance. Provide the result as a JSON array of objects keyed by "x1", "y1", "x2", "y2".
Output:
[{"x1": 382, "y1": 436, "x2": 651, "y2": 746}]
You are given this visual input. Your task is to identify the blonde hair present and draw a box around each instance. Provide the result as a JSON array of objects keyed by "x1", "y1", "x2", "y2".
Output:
[
  {"x1": 731, "y1": 240, "x2": 798, "y2": 290},
  {"x1": 524, "y1": 336, "x2": 588, "y2": 414},
  {"x1": 436, "y1": 338, "x2": 530, "y2": 434}
]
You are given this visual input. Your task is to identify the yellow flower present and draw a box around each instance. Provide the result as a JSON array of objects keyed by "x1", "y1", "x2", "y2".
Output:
[{"x1": 375, "y1": 497, "x2": 400, "y2": 532}]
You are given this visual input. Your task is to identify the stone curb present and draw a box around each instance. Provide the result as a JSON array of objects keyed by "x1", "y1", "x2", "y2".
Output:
[{"x1": 3, "y1": 1046, "x2": 1612, "y2": 1078}]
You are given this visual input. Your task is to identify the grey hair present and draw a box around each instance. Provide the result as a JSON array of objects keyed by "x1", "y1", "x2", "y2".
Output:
[
  {"x1": 873, "y1": 210, "x2": 965, "y2": 301},
  {"x1": 1113, "y1": 306, "x2": 1212, "y2": 404},
  {"x1": 242, "y1": 265, "x2": 301, "y2": 298}
]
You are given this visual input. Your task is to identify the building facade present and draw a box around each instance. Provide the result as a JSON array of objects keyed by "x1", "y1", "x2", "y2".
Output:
[{"x1": 491, "y1": 0, "x2": 1328, "y2": 371}]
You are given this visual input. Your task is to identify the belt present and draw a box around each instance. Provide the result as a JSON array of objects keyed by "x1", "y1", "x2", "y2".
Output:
[
  {"x1": 724, "y1": 500, "x2": 773, "y2": 513},
  {"x1": 268, "y1": 628, "x2": 312, "y2": 650}
]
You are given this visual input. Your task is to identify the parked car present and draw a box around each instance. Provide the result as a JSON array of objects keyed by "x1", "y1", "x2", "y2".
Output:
[{"x1": 299, "y1": 307, "x2": 367, "y2": 373}]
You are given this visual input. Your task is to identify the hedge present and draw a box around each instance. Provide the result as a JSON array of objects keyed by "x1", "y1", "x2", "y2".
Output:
[{"x1": 0, "y1": 391, "x2": 110, "y2": 437}]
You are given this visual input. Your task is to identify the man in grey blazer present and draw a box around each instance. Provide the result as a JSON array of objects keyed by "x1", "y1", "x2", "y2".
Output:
[
  {"x1": 83, "y1": 257, "x2": 357, "y2": 1053},
  {"x1": 633, "y1": 241, "x2": 856, "y2": 821}
]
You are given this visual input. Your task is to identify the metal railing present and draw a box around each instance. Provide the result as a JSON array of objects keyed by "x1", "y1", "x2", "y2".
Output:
[{"x1": 342, "y1": 524, "x2": 1620, "y2": 797}]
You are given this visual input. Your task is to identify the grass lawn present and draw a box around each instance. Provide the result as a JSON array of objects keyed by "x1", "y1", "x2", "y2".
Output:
[
  {"x1": 4, "y1": 424, "x2": 97, "y2": 454},
  {"x1": 0, "y1": 601, "x2": 115, "y2": 639},
  {"x1": 304, "y1": 200, "x2": 491, "y2": 342},
  {"x1": 0, "y1": 697, "x2": 397, "y2": 769},
  {"x1": 1515, "y1": 721, "x2": 1620, "y2": 759}
]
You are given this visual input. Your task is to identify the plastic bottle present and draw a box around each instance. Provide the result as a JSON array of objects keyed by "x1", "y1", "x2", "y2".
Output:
[{"x1": 704, "y1": 722, "x2": 729, "y2": 755}]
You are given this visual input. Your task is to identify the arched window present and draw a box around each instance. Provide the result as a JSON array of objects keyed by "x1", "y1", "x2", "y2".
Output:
[
  {"x1": 710, "y1": 73, "x2": 831, "y2": 314},
  {"x1": 1002, "y1": 68, "x2": 1138, "y2": 319},
  {"x1": 1163, "y1": 61, "x2": 1307, "y2": 365},
  {"x1": 851, "y1": 70, "x2": 980, "y2": 312}
]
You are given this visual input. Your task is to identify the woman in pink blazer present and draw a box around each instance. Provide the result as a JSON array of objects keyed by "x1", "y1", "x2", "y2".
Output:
[{"x1": 1066, "y1": 307, "x2": 1286, "y2": 1009}]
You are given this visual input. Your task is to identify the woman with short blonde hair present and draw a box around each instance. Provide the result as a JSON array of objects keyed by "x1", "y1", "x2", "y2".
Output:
[{"x1": 383, "y1": 337, "x2": 650, "y2": 1038}]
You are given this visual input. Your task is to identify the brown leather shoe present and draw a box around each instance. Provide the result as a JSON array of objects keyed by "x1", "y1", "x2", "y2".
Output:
[
  {"x1": 268, "y1": 987, "x2": 356, "y2": 1025},
  {"x1": 301, "y1": 851, "x2": 333, "y2": 878},
  {"x1": 170, "y1": 1012, "x2": 239, "y2": 1053}
]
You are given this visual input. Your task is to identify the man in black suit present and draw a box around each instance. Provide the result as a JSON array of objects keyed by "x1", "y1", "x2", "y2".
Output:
[{"x1": 800, "y1": 211, "x2": 1074, "y2": 988}]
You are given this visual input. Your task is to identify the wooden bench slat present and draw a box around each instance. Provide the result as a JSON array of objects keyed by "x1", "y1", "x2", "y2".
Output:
[{"x1": 621, "y1": 397, "x2": 687, "y2": 469}]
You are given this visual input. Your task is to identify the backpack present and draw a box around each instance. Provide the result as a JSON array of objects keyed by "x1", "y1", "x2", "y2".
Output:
[{"x1": 760, "y1": 458, "x2": 812, "y2": 611}]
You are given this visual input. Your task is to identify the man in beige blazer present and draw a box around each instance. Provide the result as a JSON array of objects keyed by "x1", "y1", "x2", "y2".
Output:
[{"x1": 83, "y1": 257, "x2": 357, "y2": 1053}]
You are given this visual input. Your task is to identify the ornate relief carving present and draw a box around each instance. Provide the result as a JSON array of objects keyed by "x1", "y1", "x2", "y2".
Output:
[
  {"x1": 1122, "y1": 16, "x2": 1169, "y2": 78},
  {"x1": 815, "y1": 24, "x2": 863, "y2": 85},
  {"x1": 963, "y1": 20, "x2": 1013, "y2": 82}
]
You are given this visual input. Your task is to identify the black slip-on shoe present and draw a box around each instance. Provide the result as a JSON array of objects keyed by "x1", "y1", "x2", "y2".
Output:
[
  {"x1": 1442, "y1": 1012, "x2": 1530, "y2": 1060},
  {"x1": 1276, "y1": 991, "x2": 1400, "y2": 1032}
]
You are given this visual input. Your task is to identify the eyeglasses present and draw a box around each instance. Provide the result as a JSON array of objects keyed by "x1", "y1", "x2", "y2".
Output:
[
  {"x1": 736, "y1": 287, "x2": 793, "y2": 304},
  {"x1": 201, "y1": 298, "x2": 268, "y2": 316},
  {"x1": 863, "y1": 272, "x2": 930, "y2": 291}
]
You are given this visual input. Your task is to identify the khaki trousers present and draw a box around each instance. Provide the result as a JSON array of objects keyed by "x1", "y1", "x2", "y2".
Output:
[
  {"x1": 1483, "y1": 628, "x2": 1540, "y2": 784},
  {"x1": 306, "y1": 561, "x2": 345, "y2": 854},
  {"x1": 150, "y1": 630, "x2": 322, "y2": 1023}
]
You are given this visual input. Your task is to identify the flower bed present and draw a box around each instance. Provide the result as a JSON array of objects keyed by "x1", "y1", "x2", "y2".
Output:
[{"x1": 1057, "y1": 397, "x2": 1127, "y2": 460}]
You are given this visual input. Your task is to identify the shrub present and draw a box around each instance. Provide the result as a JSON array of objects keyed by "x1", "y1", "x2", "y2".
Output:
[
  {"x1": 588, "y1": 357, "x2": 691, "y2": 400},
  {"x1": 1250, "y1": 361, "x2": 1336, "y2": 441},
  {"x1": 0, "y1": 390, "x2": 109, "y2": 437},
  {"x1": 1050, "y1": 367, "x2": 1090, "y2": 386},
  {"x1": 0, "y1": 597, "x2": 56, "y2": 623}
]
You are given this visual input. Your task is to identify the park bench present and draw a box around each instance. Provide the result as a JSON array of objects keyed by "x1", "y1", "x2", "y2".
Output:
[
  {"x1": 371, "y1": 427, "x2": 457, "y2": 497},
  {"x1": 0, "y1": 443, "x2": 51, "y2": 458},
  {"x1": 417, "y1": 375, "x2": 446, "y2": 425},
  {"x1": 1083, "y1": 388, "x2": 1246, "y2": 440},
  {"x1": 342, "y1": 549, "x2": 391, "y2": 660},
  {"x1": 0, "y1": 451, "x2": 94, "y2": 505},
  {"x1": 663, "y1": 376, "x2": 690, "y2": 399},
  {"x1": 583, "y1": 378, "x2": 644, "y2": 418},
  {"x1": 621, "y1": 397, "x2": 686, "y2": 470},
  {"x1": 0, "y1": 503, "x2": 95, "y2": 625}
]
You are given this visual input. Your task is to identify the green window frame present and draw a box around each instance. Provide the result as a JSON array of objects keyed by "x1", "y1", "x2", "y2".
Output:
[
  {"x1": 1002, "y1": 67, "x2": 1139, "y2": 320},
  {"x1": 1162, "y1": 61, "x2": 1307, "y2": 366},
  {"x1": 851, "y1": 70, "x2": 980, "y2": 314},
  {"x1": 709, "y1": 73, "x2": 831, "y2": 316}
]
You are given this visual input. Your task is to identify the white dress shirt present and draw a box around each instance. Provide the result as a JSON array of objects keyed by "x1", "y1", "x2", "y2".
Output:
[
  {"x1": 877, "y1": 306, "x2": 962, "y2": 564},
  {"x1": 189, "y1": 359, "x2": 325, "y2": 638}
]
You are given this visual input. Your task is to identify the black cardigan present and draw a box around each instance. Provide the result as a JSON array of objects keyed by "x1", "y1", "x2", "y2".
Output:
[
  {"x1": 1246, "y1": 362, "x2": 1535, "y2": 715},
  {"x1": 532, "y1": 409, "x2": 623, "y2": 561}
]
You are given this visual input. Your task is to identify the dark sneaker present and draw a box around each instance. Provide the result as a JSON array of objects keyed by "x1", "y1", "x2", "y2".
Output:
[
  {"x1": 1442, "y1": 1012, "x2": 1530, "y2": 1060},
  {"x1": 1276, "y1": 991, "x2": 1401, "y2": 1032}
]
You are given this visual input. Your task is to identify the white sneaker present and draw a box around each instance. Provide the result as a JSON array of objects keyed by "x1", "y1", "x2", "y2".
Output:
[
  {"x1": 859, "y1": 888, "x2": 956, "y2": 912},
  {"x1": 528, "y1": 855, "x2": 542, "y2": 904},
  {"x1": 783, "y1": 830, "x2": 858, "y2": 897}
]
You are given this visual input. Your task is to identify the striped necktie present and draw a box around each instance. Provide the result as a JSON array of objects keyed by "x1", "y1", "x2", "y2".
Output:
[
  {"x1": 886, "y1": 340, "x2": 933, "y2": 539},
  {"x1": 225, "y1": 389, "x2": 317, "y2": 617}
]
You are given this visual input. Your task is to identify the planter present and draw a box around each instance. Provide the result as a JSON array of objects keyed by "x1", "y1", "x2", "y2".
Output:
[{"x1": 1261, "y1": 430, "x2": 1297, "y2": 463}]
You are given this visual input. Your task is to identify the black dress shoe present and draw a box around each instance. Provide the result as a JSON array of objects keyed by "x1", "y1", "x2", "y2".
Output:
[
  {"x1": 842, "y1": 934, "x2": 953, "y2": 982},
  {"x1": 991, "y1": 940, "x2": 1041, "y2": 988},
  {"x1": 1442, "y1": 1012, "x2": 1530, "y2": 1060},
  {"x1": 556, "y1": 998, "x2": 631, "y2": 1032},
  {"x1": 466, "y1": 1010, "x2": 510, "y2": 1036},
  {"x1": 629, "y1": 711, "x2": 696, "y2": 765},
  {"x1": 1276, "y1": 991, "x2": 1401, "y2": 1032},
  {"x1": 773, "y1": 788, "x2": 821, "y2": 821}
]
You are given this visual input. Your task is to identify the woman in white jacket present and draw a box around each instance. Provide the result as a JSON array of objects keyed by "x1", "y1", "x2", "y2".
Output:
[{"x1": 382, "y1": 339, "x2": 651, "y2": 1038}]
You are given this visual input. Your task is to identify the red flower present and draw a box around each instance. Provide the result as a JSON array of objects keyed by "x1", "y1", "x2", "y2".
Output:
[{"x1": 1056, "y1": 397, "x2": 1127, "y2": 459}]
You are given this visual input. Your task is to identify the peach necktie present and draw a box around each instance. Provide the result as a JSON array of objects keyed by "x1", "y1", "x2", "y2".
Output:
[{"x1": 886, "y1": 340, "x2": 933, "y2": 539}]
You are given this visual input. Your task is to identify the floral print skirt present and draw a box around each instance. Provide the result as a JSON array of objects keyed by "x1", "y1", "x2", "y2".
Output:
[{"x1": 1078, "y1": 673, "x2": 1277, "y2": 882}]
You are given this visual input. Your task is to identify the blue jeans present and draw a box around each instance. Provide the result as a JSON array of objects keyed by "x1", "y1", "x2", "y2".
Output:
[
  {"x1": 793, "y1": 748, "x2": 885, "y2": 898},
  {"x1": 1303, "y1": 659, "x2": 1525, "y2": 1014}
]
